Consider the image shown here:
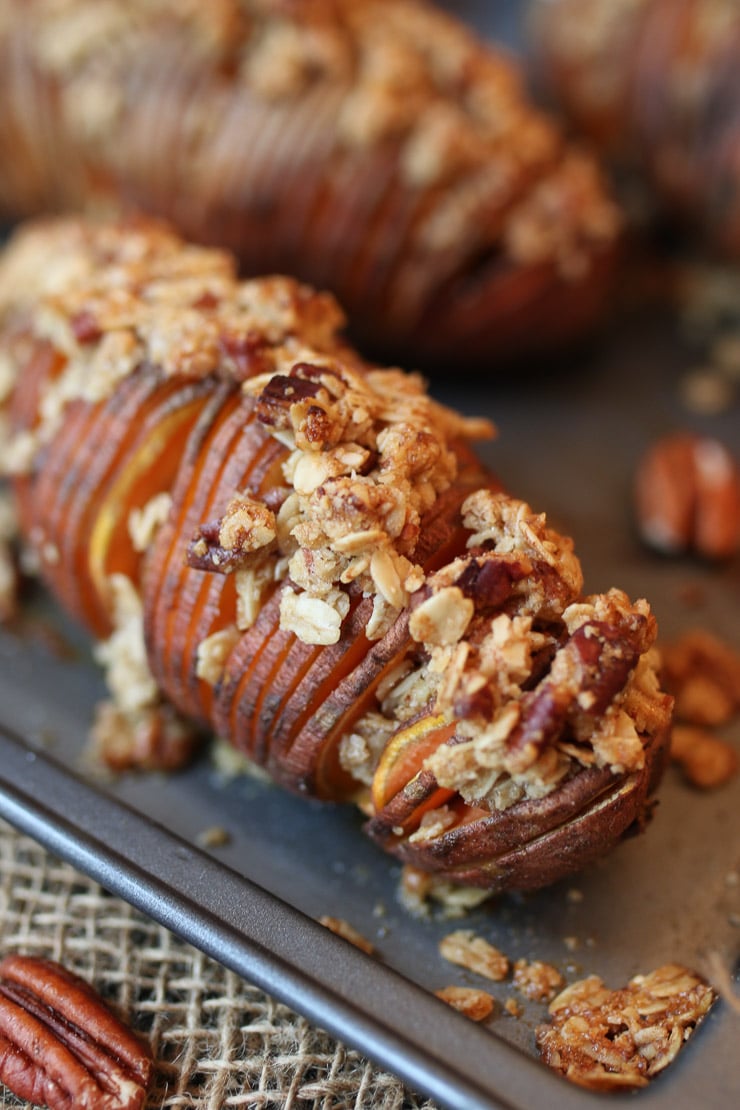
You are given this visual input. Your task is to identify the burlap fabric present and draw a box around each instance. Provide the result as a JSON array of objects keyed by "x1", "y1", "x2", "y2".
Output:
[{"x1": 0, "y1": 819, "x2": 437, "y2": 1110}]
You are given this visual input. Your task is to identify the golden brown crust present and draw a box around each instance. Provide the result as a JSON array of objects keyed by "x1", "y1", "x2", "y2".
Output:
[{"x1": 0, "y1": 0, "x2": 620, "y2": 364}]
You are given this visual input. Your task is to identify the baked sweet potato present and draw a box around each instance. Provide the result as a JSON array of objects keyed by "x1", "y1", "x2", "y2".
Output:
[
  {"x1": 0, "y1": 216, "x2": 672, "y2": 892},
  {"x1": 531, "y1": 0, "x2": 740, "y2": 255}
]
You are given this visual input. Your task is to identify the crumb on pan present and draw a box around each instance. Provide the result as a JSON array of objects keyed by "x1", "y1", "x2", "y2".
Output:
[
  {"x1": 438, "y1": 930, "x2": 509, "y2": 982},
  {"x1": 513, "y1": 958, "x2": 564, "y2": 1003},
  {"x1": 670, "y1": 725, "x2": 738, "y2": 790},
  {"x1": 536, "y1": 963, "x2": 716, "y2": 1091},
  {"x1": 318, "y1": 916, "x2": 375, "y2": 955},
  {"x1": 196, "y1": 825, "x2": 231, "y2": 849},
  {"x1": 397, "y1": 865, "x2": 493, "y2": 919},
  {"x1": 435, "y1": 985, "x2": 495, "y2": 1022}
]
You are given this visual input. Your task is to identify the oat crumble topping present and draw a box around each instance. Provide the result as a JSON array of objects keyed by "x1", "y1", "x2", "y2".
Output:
[
  {"x1": 90, "y1": 571, "x2": 198, "y2": 771},
  {"x1": 397, "y1": 865, "x2": 492, "y2": 919},
  {"x1": 0, "y1": 218, "x2": 346, "y2": 475}
]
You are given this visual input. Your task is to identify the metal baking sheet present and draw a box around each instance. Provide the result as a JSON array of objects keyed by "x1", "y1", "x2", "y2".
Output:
[{"x1": 0, "y1": 3, "x2": 739, "y2": 1108}]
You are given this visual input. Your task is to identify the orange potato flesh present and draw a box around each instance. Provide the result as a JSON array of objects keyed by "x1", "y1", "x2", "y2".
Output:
[
  {"x1": 88, "y1": 390, "x2": 210, "y2": 602},
  {"x1": 371, "y1": 713, "x2": 454, "y2": 813}
]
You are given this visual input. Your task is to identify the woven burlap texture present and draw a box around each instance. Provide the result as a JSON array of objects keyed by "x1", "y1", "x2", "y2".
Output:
[{"x1": 0, "y1": 819, "x2": 438, "y2": 1110}]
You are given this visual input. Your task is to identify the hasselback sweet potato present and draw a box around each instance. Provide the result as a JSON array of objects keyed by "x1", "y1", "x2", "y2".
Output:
[
  {"x1": 0, "y1": 0, "x2": 621, "y2": 366},
  {"x1": 0, "y1": 216, "x2": 672, "y2": 892},
  {"x1": 531, "y1": 0, "x2": 740, "y2": 255}
]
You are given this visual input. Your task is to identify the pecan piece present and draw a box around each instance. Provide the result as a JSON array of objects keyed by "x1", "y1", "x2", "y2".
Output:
[
  {"x1": 634, "y1": 432, "x2": 740, "y2": 560},
  {"x1": 0, "y1": 954, "x2": 153, "y2": 1110},
  {"x1": 507, "y1": 614, "x2": 650, "y2": 770},
  {"x1": 253, "y1": 373, "x2": 323, "y2": 429}
]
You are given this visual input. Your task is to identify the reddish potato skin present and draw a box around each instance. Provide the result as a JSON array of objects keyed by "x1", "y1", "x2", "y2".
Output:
[{"x1": 366, "y1": 725, "x2": 670, "y2": 891}]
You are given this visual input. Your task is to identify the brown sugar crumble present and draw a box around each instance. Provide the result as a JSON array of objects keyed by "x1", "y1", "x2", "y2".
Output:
[{"x1": 536, "y1": 964, "x2": 716, "y2": 1091}]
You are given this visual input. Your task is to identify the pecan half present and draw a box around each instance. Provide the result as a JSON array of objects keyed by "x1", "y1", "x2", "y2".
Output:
[
  {"x1": 0, "y1": 954, "x2": 153, "y2": 1110},
  {"x1": 634, "y1": 432, "x2": 740, "y2": 560}
]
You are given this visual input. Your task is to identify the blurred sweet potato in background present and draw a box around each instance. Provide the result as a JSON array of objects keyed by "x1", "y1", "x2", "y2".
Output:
[
  {"x1": 0, "y1": 0, "x2": 620, "y2": 367},
  {"x1": 530, "y1": 0, "x2": 740, "y2": 257}
]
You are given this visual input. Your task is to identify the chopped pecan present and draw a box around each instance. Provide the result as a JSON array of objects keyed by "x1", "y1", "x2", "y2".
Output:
[
  {"x1": 70, "y1": 308, "x2": 102, "y2": 345},
  {"x1": 454, "y1": 553, "x2": 532, "y2": 611},
  {"x1": 671, "y1": 724, "x2": 739, "y2": 789},
  {"x1": 253, "y1": 373, "x2": 323, "y2": 429},
  {"x1": 218, "y1": 328, "x2": 273, "y2": 380},
  {"x1": 0, "y1": 954, "x2": 153, "y2": 1110},
  {"x1": 634, "y1": 432, "x2": 740, "y2": 560},
  {"x1": 187, "y1": 493, "x2": 276, "y2": 574},
  {"x1": 661, "y1": 627, "x2": 740, "y2": 726}
]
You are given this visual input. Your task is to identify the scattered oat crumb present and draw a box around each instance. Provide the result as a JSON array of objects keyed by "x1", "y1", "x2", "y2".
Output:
[
  {"x1": 504, "y1": 997, "x2": 522, "y2": 1017},
  {"x1": 91, "y1": 698, "x2": 200, "y2": 772},
  {"x1": 439, "y1": 930, "x2": 509, "y2": 982},
  {"x1": 398, "y1": 864, "x2": 492, "y2": 919},
  {"x1": 536, "y1": 964, "x2": 716, "y2": 1091},
  {"x1": 196, "y1": 825, "x2": 231, "y2": 848},
  {"x1": 513, "y1": 958, "x2": 565, "y2": 1002},
  {"x1": 563, "y1": 936, "x2": 580, "y2": 953},
  {"x1": 318, "y1": 916, "x2": 374, "y2": 955},
  {"x1": 435, "y1": 985, "x2": 495, "y2": 1022}
]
